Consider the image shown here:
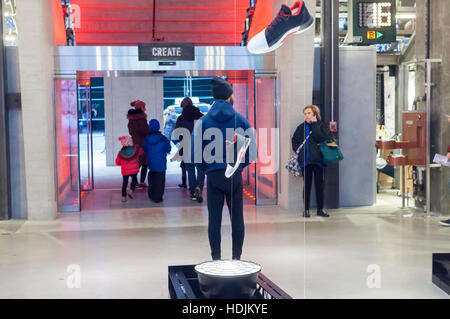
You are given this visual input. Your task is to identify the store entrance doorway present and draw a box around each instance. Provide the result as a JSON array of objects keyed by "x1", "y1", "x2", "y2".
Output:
[{"x1": 54, "y1": 70, "x2": 279, "y2": 212}]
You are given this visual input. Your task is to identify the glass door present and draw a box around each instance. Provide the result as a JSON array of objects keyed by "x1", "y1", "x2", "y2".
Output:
[
  {"x1": 54, "y1": 78, "x2": 80, "y2": 212},
  {"x1": 77, "y1": 81, "x2": 94, "y2": 191},
  {"x1": 254, "y1": 73, "x2": 279, "y2": 205}
]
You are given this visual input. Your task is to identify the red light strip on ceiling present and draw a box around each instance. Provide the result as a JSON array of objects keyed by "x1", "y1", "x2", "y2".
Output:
[
  {"x1": 77, "y1": 30, "x2": 242, "y2": 34},
  {"x1": 78, "y1": 5, "x2": 247, "y2": 10},
  {"x1": 82, "y1": 18, "x2": 245, "y2": 22}
]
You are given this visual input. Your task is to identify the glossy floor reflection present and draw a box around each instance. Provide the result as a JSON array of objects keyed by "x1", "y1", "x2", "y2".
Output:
[{"x1": 0, "y1": 194, "x2": 449, "y2": 299}]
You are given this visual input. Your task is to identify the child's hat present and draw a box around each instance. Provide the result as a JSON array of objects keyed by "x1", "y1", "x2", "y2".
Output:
[
  {"x1": 130, "y1": 100, "x2": 146, "y2": 111},
  {"x1": 149, "y1": 119, "x2": 160, "y2": 132},
  {"x1": 118, "y1": 136, "x2": 133, "y2": 147}
]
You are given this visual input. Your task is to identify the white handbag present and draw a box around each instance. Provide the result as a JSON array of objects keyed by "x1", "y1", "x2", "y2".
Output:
[{"x1": 286, "y1": 132, "x2": 311, "y2": 177}]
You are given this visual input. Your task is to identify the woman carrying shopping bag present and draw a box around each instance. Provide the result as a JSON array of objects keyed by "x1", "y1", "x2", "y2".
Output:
[{"x1": 291, "y1": 105, "x2": 332, "y2": 218}]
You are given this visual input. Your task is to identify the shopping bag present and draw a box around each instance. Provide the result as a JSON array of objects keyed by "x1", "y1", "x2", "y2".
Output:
[
  {"x1": 319, "y1": 141, "x2": 344, "y2": 165},
  {"x1": 286, "y1": 132, "x2": 311, "y2": 177}
]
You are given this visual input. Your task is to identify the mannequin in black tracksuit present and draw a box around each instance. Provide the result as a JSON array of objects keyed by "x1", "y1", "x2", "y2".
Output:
[
  {"x1": 292, "y1": 105, "x2": 331, "y2": 218},
  {"x1": 192, "y1": 77, "x2": 256, "y2": 260}
]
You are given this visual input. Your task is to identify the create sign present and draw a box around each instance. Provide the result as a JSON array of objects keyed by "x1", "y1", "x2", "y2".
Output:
[{"x1": 138, "y1": 43, "x2": 195, "y2": 61}]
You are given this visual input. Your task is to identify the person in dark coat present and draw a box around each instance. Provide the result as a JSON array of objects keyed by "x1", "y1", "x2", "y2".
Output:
[
  {"x1": 191, "y1": 77, "x2": 257, "y2": 261},
  {"x1": 127, "y1": 100, "x2": 150, "y2": 187},
  {"x1": 292, "y1": 105, "x2": 332, "y2": 218},
  {"x1": 143, "y1": 119, "x2": 171, "y2": 203},
  {"x1": 174, "y1": 97, "x2": 205, "y2": 202}
]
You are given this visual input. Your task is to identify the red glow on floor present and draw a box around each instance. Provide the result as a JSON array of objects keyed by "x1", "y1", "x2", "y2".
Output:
[{"x1": 243, "y1": 188, "x2": 256, "y2": 201}]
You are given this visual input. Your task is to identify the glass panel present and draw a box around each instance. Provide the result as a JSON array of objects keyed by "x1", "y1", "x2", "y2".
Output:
[
  {"x1": 255, "y1": 75, "x2": 278, "y2": 205},
  {"x1": 55, "y1": 78, "x2": 80, "y2": 212},
  {"x1": 78, "y1": 83, "x2": 94, "y2": 191},
  {"x1": 246, "y1": 71, "x2": 257, "y2": 203},
  {"x1": 232, "y1": 80, "x2": 255, "y2": 204}
]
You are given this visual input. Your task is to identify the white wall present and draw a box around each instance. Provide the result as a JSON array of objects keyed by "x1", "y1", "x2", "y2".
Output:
[
  {"x1": 16, "y1": 0, "x2": 56, "y2": 220},
  {"x1": 104, "y1": 76, "x2": 164, "y2": 166},
  {"x1": 339, "y1": 46, "x2": 377, "y2": 207}
]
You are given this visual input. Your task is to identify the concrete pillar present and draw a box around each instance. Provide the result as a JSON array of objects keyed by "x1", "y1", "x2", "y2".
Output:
[
  {"x1": 5, "y1": 46, "x2": 28, "y2": 220},
  {"x1": 414, "y1": 0, "x2": 450, "y2": 215},
  {"x1": 275, "y1": 0, "x2": 316, "y2": 212},
  {"x1": 427, "y1": 0, "x2": 450, "y2": 215},
  {"x1": 15, "y1": 0, "x2": 57, "y2": 220},
  {"x1": 0, "y1": 0, "x2": 10, "y2": 220}
]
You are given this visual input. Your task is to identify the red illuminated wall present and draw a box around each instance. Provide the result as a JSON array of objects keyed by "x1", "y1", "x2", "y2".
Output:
[
  {"x1": 55, "y1": 79, "x2": 78, "y2": 207},
  {"x1": 248, "y1": 0, "x2": 274, "y2": 41},
  {"x1": 68, "y1": 0, "x2": 247, "y2": 46},
  {"x1": 52, "y1": 0, "x2": 66, "y2": 45}
]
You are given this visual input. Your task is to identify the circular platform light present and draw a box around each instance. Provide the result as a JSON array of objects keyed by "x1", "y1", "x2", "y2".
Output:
[{"x1": 195, "y1": 260, "x2": 261, "y2": 278}]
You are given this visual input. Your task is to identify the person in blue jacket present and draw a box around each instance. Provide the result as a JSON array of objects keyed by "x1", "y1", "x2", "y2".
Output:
[
  {"x1": 191, "y1": 77, "x2": 257, "y2": 261},
  {"x1": 143, "y1": 119, "x2": 171, "y2": 203}
]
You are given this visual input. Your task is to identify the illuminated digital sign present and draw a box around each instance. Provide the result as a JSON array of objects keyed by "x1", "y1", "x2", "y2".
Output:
[
  {"x1": 346, "y1": 0, "x2": 396, "y2": 45},
  {"x1": 358, "y1": 2, "x2": 393, "y2": 28}
]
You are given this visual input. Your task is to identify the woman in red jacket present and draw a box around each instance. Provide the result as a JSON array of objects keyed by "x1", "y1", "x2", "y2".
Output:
[{"x1": 115, "y1": 136, "x2": 144, "y2": 202}]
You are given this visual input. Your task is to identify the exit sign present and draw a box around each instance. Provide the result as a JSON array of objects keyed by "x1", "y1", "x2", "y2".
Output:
[{"x1": 347, "y1": 0, "x2": 396, "y2": 45}]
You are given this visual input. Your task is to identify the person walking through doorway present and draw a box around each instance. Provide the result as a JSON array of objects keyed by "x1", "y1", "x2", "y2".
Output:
[
  {"x1": 174, "y1": 97, "x2": 205, "y2": 202},
  {"x1": 127, "y1": 100, "x2": 150, "y2": 188},
  {"x1": 143, "y1": 119, "x2": 171, "y2": 203},
  {"x1": 115, "y1": 136, "x2": 144, "y2": 202},
  {"x1": 164, "y1": 108, "x2": 178, "y2": 142}
]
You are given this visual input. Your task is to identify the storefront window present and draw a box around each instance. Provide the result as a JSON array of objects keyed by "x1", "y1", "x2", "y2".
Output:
[{"x1": 2, "y1": 0, "x2": 17, "y2": 47}]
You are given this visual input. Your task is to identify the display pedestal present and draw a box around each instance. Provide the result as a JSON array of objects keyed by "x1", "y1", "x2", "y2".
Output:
[
  {"x1": 168, "y1": 264, "x2": 292, "y2": 299},
  {"x1": 432, "y1": 253, "x2": 450, "y2": 295}
]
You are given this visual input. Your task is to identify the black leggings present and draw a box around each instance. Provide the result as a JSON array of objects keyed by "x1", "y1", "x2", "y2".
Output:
[
  {"x1": 180, "y1": 161, "x2": 187, "y2": 185},
  {"x1": 207, "y1": 170, "x2": 244, "y2": 260},
  {"x1": 148, "y1": 171, "x2": 166, "y2": 203},
  {"x1": 302, "y1": 164, "x2": 324, "y2": 211},
  {"x1": 122, "y1": 174, "x2": 138, "y2": 197},
  {"x1": 140, "y1": 165, "x2": 148, "y2": 183}
]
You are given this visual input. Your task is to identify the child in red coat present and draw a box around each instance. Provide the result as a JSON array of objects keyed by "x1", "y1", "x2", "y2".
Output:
[{"x1": 115, "y1": 136, "x2": 144, "y2": 202}]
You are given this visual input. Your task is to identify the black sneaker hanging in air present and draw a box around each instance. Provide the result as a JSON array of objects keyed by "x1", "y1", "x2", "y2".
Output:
[
  {"x1": 440, "y1": 219, "x2": 450, "y2": 227},
  {"x1": 247, "y1": 0, "x2": 314, "y2": 54}
]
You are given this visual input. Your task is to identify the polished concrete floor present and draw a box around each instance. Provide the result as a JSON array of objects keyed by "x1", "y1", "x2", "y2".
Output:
[{"x1": 1, "y1": 190, "x2": 449, "y2": 299}]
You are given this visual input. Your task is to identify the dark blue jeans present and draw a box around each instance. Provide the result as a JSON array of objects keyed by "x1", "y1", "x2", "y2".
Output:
[
  {"x1": 207, "y1": 170, "x2": 244, "y2": 260},
  {"x1": 186, "y1": 163, "x2": 205, "y2": 195}
]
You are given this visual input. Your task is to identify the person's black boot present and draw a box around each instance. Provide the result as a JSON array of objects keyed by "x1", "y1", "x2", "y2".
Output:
[
  {"x1": 302, "y1": 210, "x2": 310, "y2": 218},
  {"x1": 317, "y1": 209, "x2": 330, "y2": 217},
  {"x1": 194, "y1": 187, "x2": 203, "y2": 203},
  {"x1": 178, "y1": 183, "x2": 187, "y2": 188}
]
